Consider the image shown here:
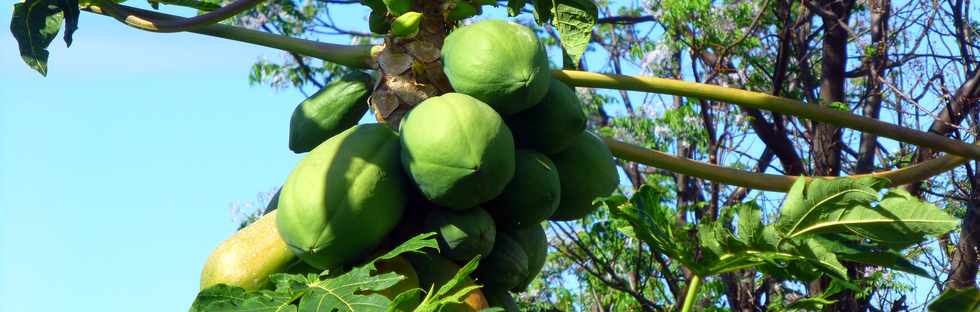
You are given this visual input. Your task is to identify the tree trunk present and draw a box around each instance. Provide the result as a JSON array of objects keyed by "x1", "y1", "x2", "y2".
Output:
[{"x1": 369, "y1": 1, "x2": 454, "y2": 128}]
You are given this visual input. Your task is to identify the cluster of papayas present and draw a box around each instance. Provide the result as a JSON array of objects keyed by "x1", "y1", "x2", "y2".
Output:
[{"x1": 198, "y1": 18, "x2": 619, "y2": 311}]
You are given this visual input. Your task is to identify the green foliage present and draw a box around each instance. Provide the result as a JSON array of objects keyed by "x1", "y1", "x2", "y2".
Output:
[
  {"x1": 10, "y1": 0, "x2": 78, "y2": 76},
  {"x1": 191, "y1": 233, "x2": 486, "y2": 312},
  {"x1": 928, "y1": 287, "x2": 980, "y2": 312},
  {"x1": 604, "y1": 176, "x2": 957, "y2": 281}
]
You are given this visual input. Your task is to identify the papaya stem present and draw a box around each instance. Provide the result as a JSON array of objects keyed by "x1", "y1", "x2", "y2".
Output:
[
  {"x1": 93, "y1": 0, "x2": 264, "y2": 33},
  {"x1": 66, "y1": 8, "x2": 970, "y2": 189},
  {"x1": 554, "y1": 69, "x2": 980, "y2": 161},
  {"x1": 680, "y1": 275, "x2": 701, "y2": 312},
  {"x1": 84, "y1": 4, "x2": 377, "y2": 69},
  {"x1": 604, "y1": 137, "x2": 967, "y2": 192}
]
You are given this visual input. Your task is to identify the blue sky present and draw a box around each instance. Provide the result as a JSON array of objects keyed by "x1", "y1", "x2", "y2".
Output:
[{"x1": 0, "y1": 5, "x2": 323, "y2": 311}]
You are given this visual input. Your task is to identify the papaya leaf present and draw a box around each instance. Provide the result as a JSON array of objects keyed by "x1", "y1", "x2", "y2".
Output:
[
  {"x1": 61, "y1": 0, "x2": 78, "y2": 46},
  {"x1": 777, "y1": 177, "x2": 883, "y2": 239},
  {"x1": 841, "y1": 188, "x2": 959, "y2": 247},
  {"x1": 551, "y1": 0, "x2": 596, "y2": 68},
  {"x1": 189, "y1": 284, "x2": 249, "y2": 312},
  {"x1": 376, "y1": 232, "x2": 439, "y2": 263},
  {"x1": 506, "y1": 0, "x2": 527, "y2": 16},
  {"x1": 813, "y1": 235, "x2": 932, "y2": 278},
  {"x1": 791, "y1": 238, "x2": 848, "y2": 280},
  {"x1": 10, "y1": 0, "x2": 64, "y2": 76},
  {"x1": 385, "y1": 289, "x2": 422, "y2": 312},
  {"x1": 928, "y1": 287, "x2": 980, "y2": 312},
  {"x1": 735, "y1": 201, "x2": 763, "y2": 245},
  {"x1": 189, "y1": 233, "x2": 440, "y2": 312},
  {"x1": 382, "y1": 0, "x2": 411, "y2": 16},
  {"x1": 413, "y1": 256, "x2": 485, "y2": 312}
]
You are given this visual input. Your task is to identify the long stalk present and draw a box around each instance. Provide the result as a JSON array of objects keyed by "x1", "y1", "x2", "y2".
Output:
[
  {"x1": 605, "y1": 137, "x2": 966, "y2": 192},
  {"x1": 79, "y1": 6, "x2": 971, "y2": 191},
  {"x1": 554, "y1": 70, "x2": 980, "y2": 160},
  {"x1": 680, "y1": 275, "x2": 702, "y2": 312},
  {"x1": 84, "y1": 4, "x2": 377, "y2": 69}
]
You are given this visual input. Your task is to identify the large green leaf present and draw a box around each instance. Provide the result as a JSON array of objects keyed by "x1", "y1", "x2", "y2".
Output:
[
  {"x1": 552, "y1": 0, "x2": 596, "y2": 68},
  {"x1": 786, "y1": 188, "x2": 958, "y2": 246},
  {"x1": 777, "y1": 177, "x2": 883, "y2": 239},
  {"x1": 842, "y1": 188, "x2": 959, "y2": 247},
  {"x1": 735, "y1": 201, "x2": 763, "y2": 246},
  {"x1": 928, "y1": 287, "x2": 980, "y2": 312},
  {"x1": 813, "y1": 234, "x2": 931, "y2": 277},
  {"x1": 10, "y1": 0, "x2": 64, "y2": 76}
]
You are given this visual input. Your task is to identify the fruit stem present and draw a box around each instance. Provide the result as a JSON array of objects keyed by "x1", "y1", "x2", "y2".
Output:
[
  {"x1": 93, "y1": 0, "x2": 264, "y2": 33},
  {"x1": 604, "y1": 137, "x2": 967, "y2": 192},
  {"x1": 680, "y1": 275, "x2": 701, "y2": 312},
  {"x1": 84, "y1": 4, "x2": 377, "y2": 69},
  {"x1": 553, "y1": 69, "x2": 980, "y2": 161}
]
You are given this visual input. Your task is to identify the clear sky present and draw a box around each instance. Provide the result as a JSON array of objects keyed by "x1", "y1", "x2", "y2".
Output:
[{"x1": 0, "y1": 5, "x2": 330, "y2": 311}]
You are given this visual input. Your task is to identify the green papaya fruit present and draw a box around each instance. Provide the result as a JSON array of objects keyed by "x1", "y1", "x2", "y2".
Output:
[
  {"x1": 288, "y1": 71, "x2": 373, "y2": 153},
  {"x1": 475, "y1": 232, "x2": 529, "y2": 290},
  {"x1": 278, "y1": 124, "x2": 406, "y2": 270},
  {"x1": 425, "y1": 207, "x2": 496, "y2": 262},
  {"x1": 506, "y1": 80, "x2": 588, "y2": 154},
  {"x1": 442, "y1": 20, "x2": 550, "y2": 115},
  {"x1": 200, "y1": 211, "x2": 296, "y2": 291},
  {"x1": 482, "y1": 285, "x2": 519, "y2": 312},
  {"x1": 400, "y1": 93, "x2": 516, "y2": 210},
  {"x1": 485, "y1": 150, "x2": 560, "y2": 229},
  {"x1": 549, "y1": 131, "x2": 619, "y2": 220},
  {"x1": 507, "y1": 223, "x2": 548, "y2": 291},
  {"x1": 404, "y1": 252, "x2": 491, "y2": 311}
]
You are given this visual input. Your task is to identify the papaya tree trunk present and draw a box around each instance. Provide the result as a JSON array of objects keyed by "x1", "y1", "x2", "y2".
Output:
[{"x1": 369, "y1": 1, "x2": 454, "y2": 128}]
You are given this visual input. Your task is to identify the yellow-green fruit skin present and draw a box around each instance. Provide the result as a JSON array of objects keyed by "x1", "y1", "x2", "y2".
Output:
[
  {"x1": 400, "y1": 93, "x2": 516, "y2": 210},
  {"x1": 200, "y1": 210, "x2": 295, "y2": 291},
  {"x1": 507, "y1": 80, "x2": 588, "y2": 154},
  {"x1": 442, "y1": 20, "x2": 551, "y2": 115},
  {"x1": 277, "y1": 123, "x2": 406, "y2": 270},
  {"x1": 288, "y1": 71, "x2": 373, "y2": 153},
  {"x1": 549, "y1": 131, "x2": 620, "y2": 220},
  {"x1": 374, "y1": 256, "x2": 421, "y2": 299},
  {"x1": 485, "y1": 150, "x2": 560, "y2": 229}
]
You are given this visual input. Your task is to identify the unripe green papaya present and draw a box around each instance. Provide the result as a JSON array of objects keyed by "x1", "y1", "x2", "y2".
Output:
[
  {"x1": 425, "y1": 207, "x2": 496, "y2": 262},
  {"x1": 549, "y1": 131, "x2": 619, "y2": 220},
  {"x1": 506, "y1": 80, "x2": 588, "y2": 154},
  {"x1": 442, "y1": 20, "x2": 550, "y2": 115},
  {"x1": 400, "y1": 93, "x2": 515, "y2": 210},
  {"x1": 482, "y1": 285, "x2": 519, "y2": 312},
  {"x1": 507, "y1": 223, "x2": 548, "y2": 291},
  {"x1": 475, "y1": 232, "x2": 528, "y2": 290},
  {"x1": 485, "y1": 150, "x2": 560, "y2": 229},
  {"x1": 404, "y1": 252, "x2": 490, "y2": 312},
  {"x1": 288, "y1": 71, "x2": 373, "y2": 153},
  {"x1": 200, "y1": 211, "x2": 295, "y2": 291},
  {"x1": 278, "y1": 124, "x2": 406, "y2": 270}
]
